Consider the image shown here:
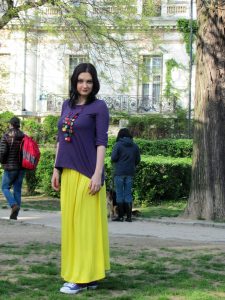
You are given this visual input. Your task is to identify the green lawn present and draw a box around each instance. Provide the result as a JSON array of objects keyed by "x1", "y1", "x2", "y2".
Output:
[
  {"x1": 0, "y1": 194, "x2": 61, "y2": 211},
  {"x1": 0, "y1": 194, "x2": 187, "y2": 218},
  {"x1": 1, "y1": 242, "x2": 225, "y2": 299},
  {"x1": 137, "y1": 200, "x2": 187, "y2": 218}
]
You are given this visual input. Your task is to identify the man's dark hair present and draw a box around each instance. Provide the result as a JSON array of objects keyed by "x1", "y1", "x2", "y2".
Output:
[
  {"x1": 9, "y1": 117, "x2": 20, "y2": 129},
  {"x1": 116, "y1": 128, "x2": 133, "y2": 142},
  {"x1": 69, "y1": 63, "x2": 100, "y2": 107}
]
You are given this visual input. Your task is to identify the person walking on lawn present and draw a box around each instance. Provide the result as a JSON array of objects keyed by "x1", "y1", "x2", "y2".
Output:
[
  {"x1": 0, "y1": 117, "x2": 25, "y2": 220},
  {"x1": 111, "y1": 128, "x2": 140, "y2": 222}
]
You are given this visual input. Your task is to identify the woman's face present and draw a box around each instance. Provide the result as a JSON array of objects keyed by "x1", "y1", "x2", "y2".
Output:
[{"x1": 77, "y1": 72, "x2": 93, "y2": 97}]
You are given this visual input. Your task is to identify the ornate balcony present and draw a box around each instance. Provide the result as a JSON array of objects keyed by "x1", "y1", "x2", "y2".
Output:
[
  {"x1": 0, "y1": 94, "x2": 23, "y2": 112},
  {"x1": 45, "y1": 93, "x2": 174, "y2": 114}
]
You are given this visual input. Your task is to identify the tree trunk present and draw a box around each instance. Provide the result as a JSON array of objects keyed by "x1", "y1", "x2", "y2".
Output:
[{"x1": 185, "y1": 0, "x2": 225, "y2": 220}]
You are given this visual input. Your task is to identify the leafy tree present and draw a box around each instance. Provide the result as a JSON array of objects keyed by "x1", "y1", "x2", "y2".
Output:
[
  {"x1": 185, "y1": 0, "x2": 225, "y2": 220},
  {"x1": 0, "y1": 0, "x2": 152, "y2": 76},
  {"x1": 0, "y1": 111, "x2": 14, "y2": 138}
]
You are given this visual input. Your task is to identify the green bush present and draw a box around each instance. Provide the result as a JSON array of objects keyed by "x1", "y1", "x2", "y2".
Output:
[
  {"x1": 42, "y1": 115, "x2": 59, "y2": 144},
  {"x1": 25, "y1": 170, "x2": 39, "y2": 195},
  {"x1": 106, "y1": 136, "x2": 116, "y2": 157},
  {"x1": 0, "y1": 111, "x2": 14, "y2": 138},
  {"x1": 128, "y1": 115, "x2": 174, "y2": 139},
  {"x1": 0, "y1": 150, "x2": 192, "y2": 205},
  {"x1": 105, "y1": 155, "x2": 192, "y2": 206},
  {"x1": 127, "y1": 112, "x2": 193, "y2": 139},
  {"x1": 135, "y1": 138, "x2": 193, "y2": 157},
  {"x1": 0, "y1": 133, "x2": 193, "y2": 203},
  {"x1": 36, "y1": 148, "x2": 59, "y2": 198},
  {"x1": 110, "y1": 112, "x2": 130, "y2": 125},
  {"x1": 22, "y1": 118, "x2": 43, "y2": 143},
  {"x1": 107, "y1": 137, "x2": 193, "y2": 158}
]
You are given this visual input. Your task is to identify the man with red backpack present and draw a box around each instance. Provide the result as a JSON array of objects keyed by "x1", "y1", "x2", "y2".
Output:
[{"x1": 0, "y1": 117, "x2": 25, "y2": 220}]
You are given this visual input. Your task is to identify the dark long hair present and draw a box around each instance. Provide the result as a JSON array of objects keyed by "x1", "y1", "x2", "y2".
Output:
[
  {"x1": 116, "y1": 128, "x2": 133, "y2": 142},
  {"x1": 69, "y1": 63, "x2": 100, "y2": 108}
]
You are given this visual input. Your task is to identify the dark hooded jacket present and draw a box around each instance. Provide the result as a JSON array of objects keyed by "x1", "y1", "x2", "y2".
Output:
[
  {"x1": 0, "y1": 128, "x2": 24, "y2": 170},
  {"x1": 111, "y1": 137, "x2": 140, "y2": 176}
]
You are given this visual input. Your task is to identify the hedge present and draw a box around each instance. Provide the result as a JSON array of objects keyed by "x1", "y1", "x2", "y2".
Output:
[
  {"x1": 127, "y1": 112, "x2": 193, "y2": 139},
  {"x1": 4, "y1": 149, "x2": 191, "y2": 206},
  {"x1": 105, "y1": 155, "x2": 192, "y2": 206},
  {"x1": 107, "y1": 137, "x2": 193, "y2": 158},
  {"x1": 35, "y1": 148, "x2": 59, "y2": 198},
  {"x1": 135, "y1": 138, "x2": 193, "y2": 157}
]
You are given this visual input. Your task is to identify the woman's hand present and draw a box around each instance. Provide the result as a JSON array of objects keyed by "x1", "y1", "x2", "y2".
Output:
[
  {"x1": 89, "y1": 172, "x2": 102, "y2": 195},
  {"x1": 51, "y1": 168, "x2": 60, "y2": 191}
]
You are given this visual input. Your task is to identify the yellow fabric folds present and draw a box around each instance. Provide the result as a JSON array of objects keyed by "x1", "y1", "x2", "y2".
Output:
[{"x1": 60, "y1": 168, "x2": 110, "y2": 283}]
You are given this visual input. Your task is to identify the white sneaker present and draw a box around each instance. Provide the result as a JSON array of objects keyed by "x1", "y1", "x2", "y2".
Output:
[
  {"x1": 60, "y1": 283, "x2": 87, "y2": 294},
  {"x1": 63, "y1": 282, "x2": 72, "y2": 287}
]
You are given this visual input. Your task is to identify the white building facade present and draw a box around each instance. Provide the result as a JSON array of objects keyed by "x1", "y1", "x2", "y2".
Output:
[{"x1": 0, "y1": 0, "x2": 196, "y2": 116}]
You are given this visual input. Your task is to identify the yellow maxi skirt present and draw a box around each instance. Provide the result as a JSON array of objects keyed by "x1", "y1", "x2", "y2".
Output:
[{"x1": 60, "y1": 168, "x2": 110, "y2": 283}]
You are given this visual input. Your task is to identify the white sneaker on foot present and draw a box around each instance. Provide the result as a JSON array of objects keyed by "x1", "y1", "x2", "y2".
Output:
[{"x1": 60, "y1": 283, "x2": 87, "y2": 294}]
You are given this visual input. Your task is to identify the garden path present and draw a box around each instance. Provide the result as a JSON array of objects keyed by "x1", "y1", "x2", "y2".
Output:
[{"x1": 0, "y1": 208, "x2": 225, "y2": 244}]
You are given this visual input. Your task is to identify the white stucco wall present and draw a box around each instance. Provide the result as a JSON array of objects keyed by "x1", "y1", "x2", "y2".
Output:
[{"x1": 0, "y1": 0, "x2": 196, "y2": 115}]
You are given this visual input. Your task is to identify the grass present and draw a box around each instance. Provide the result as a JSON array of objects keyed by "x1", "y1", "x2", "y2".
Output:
[
  {"x1": 136, "y1": 200, "x2": 187, "y2": 218},
  {"x1": 0, "y1": 193, "x2": 186, "y2": 219},
  {"x1": 22, "y1": 198, "x2": 60, "y2": 211},
  {"x1": 0, "y1": 194, "x2": 60, "y2": 211},
  {"x1": 1, "y1": 242, "x2": 225, "y2": 299}
]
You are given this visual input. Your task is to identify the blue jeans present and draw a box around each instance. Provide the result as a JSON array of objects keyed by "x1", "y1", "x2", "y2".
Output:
[
  {"x1": 114, "y1": 176, "x2": 133, "y2": 204},
  {"x1": 2, "y1": 170, "x2": 25, "y2": 208}
]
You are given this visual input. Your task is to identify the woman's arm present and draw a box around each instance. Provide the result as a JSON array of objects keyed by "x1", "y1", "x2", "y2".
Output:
[
  {"x1": 89, "y1": 101, "x2": 109, "y2": 195},
  {"x1": 89, "y1": 145, "x2": 106, "y2": 195},
  {"x1": 51, "y1": 142, "x2": 60, "y2": 191}
]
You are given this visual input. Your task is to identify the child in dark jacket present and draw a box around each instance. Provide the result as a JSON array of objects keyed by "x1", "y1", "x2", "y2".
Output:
[{"x1": 111, "y1": 128, "x2": 140, "y2": 222}]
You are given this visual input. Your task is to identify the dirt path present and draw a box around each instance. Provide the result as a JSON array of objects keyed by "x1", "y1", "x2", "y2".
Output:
[{"x1": 1, "y1": 219, "x2": 224, "y2": 252}]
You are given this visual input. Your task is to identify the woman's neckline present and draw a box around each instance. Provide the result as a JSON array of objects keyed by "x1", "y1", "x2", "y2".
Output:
[{"x1": 75, "y1": 103, "x2": 85, "y2": 106}]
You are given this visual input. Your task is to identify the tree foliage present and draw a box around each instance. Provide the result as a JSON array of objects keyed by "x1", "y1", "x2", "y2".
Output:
[
  {"x1": 0, "y1": 0, "x2": 152, "y2": 74},
  {"x1": 0, "y1": 111, "x2": 14, "y2": 138},
  {"x1": 177, "y1": 18, "x2": 198, "y2": 55}
]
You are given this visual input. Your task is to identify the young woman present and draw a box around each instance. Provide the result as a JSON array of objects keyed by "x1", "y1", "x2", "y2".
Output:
[
  {"x1": 111, "y1": 128, "x2": 140, "y2": 222},
  {"x1": 51, "y1": 63, "x2": 110, "y2": 294}
]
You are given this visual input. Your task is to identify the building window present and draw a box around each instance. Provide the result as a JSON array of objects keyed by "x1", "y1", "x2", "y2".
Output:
[
  {"x1": 69, "y1": 55, "x2": 86, "y2": 90},
  {"x1": 142, "y1": 56, "x2": 162, "y2": 107}
]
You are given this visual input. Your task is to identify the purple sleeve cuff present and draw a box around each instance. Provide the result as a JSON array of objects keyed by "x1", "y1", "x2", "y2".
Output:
[{"x1": 95, "y1": 101, "x2": 109, "y2": 147}]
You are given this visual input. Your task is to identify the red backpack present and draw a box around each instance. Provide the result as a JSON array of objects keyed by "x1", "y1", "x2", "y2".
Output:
[{"x1": 20, "y1": 135, "x2": 41, "y2": 170}]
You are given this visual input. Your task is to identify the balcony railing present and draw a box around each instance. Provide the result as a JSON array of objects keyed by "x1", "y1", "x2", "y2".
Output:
[
  {"x1": 46, "y1": 93, "x2": 67, "y2": 112},
  {"x1": 26, "y1": 1, "x2": 192, "y2": 21},
  {"x1": 45, "y1": 94, "x2": 174, "y2": 114},
  {"x1": 0, "y1": 93, "x2": 175, "y2": 114},
  {"x1": 0, "y1": 94, "x2": 22, "y2": 112},
  {"x1": 167, "y1": 4, "x2": 188, "y2": 16}
]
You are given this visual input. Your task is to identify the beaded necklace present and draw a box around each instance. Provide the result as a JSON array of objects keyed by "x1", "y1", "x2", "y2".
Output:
[{"x1": 62, "y1": 106, "x2": 84, "y2": 142}]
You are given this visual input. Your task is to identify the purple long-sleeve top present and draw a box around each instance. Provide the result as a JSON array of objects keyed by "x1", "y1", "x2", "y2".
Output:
[{"x1": 55, "y1": 99, "x2": 109, "y2": 183}]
